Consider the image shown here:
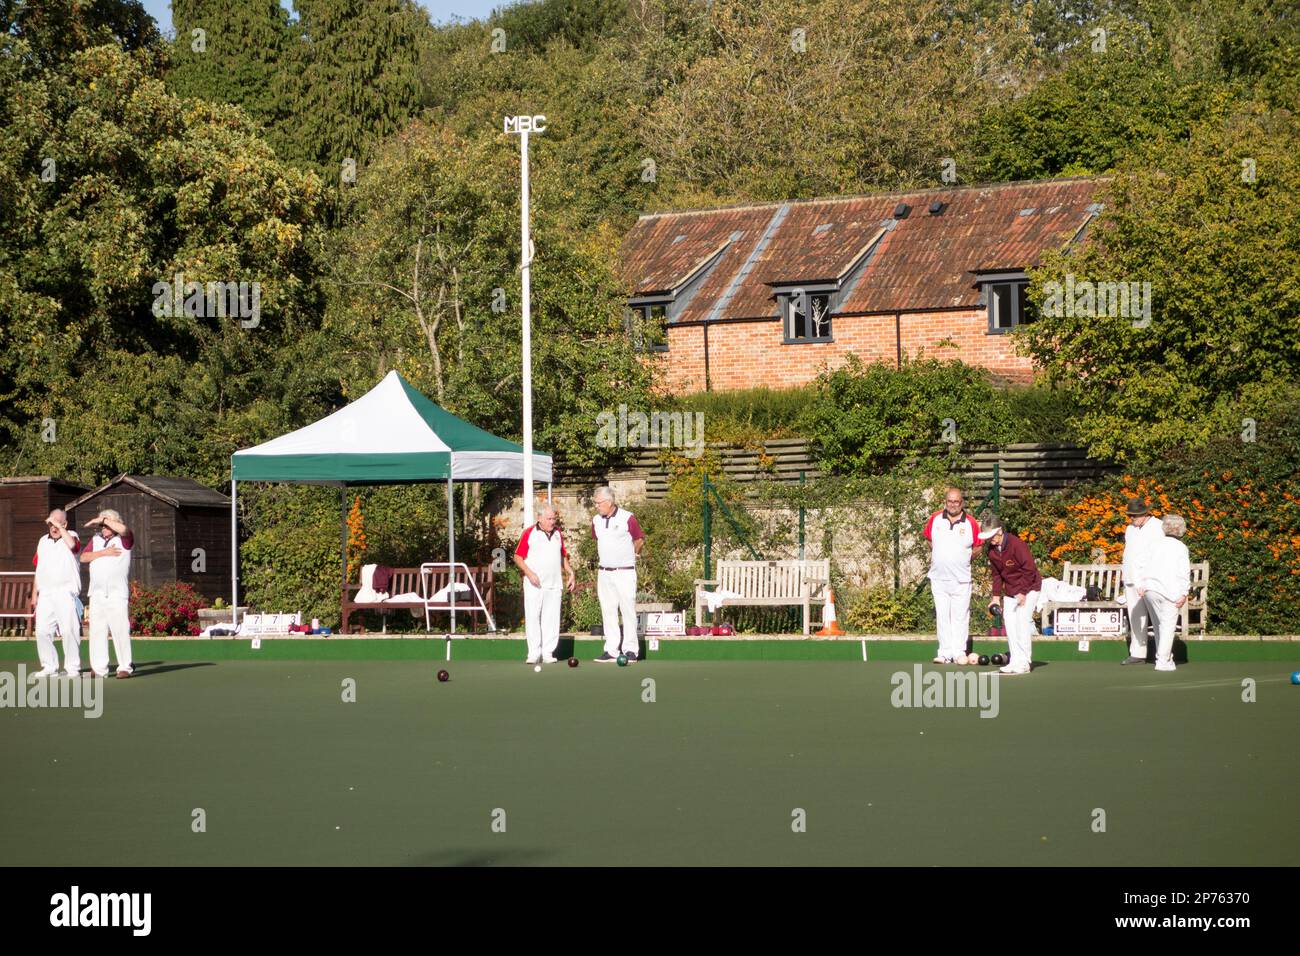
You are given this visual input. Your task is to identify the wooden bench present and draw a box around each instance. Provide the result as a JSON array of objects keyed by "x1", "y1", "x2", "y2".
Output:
[
  {"x1": 0, "y1": 573, "x2": 35, "y2": 634},
  {"x1": 1039, "y1": 561, "x2": 1209, "y2": 637},
  {"x1": 341, "y1": 564, "x2": 495, "y2": 635},
  {"x1": 694, "y1": 559, "x2": 830, "y2": 635}
]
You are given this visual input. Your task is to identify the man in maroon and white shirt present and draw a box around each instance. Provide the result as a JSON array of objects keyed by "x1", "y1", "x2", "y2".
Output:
[
  {"x1": 80, "y1": 509, "x2": 135, "y2": 679},
  {"x1": 513, "y1": 504, "x2": 575, "y2": 664},
  {"x1": 590, "y1": 487, "x2": 645, "y2": 663},
  {"x1": 924, "y1": 486, "x2": 982, "y2": 664},
  {"x1": 31, "y1": 509, "x2": 84, "y2": 677}
]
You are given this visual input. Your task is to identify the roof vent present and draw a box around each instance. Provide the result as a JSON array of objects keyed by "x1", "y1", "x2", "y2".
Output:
[
  {"x1": 1018, "y1": 207, "x2": 1037, "y2": 216},
  {"x1": 893, "y1": 202, "x2": 911, "y2": 219},
  {"x1": 813, "y1": 223, "x2": 833, "y2": 235},
  {"x1": 928, "y1": 200, "x2": 945, "y2": 215},
  {"x1": 671, "y1": 234, "x2": 686, "y2": 245}
]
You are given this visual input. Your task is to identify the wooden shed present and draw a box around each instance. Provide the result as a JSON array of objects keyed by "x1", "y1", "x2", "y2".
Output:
[
  {"x1": 65, "y1": 475, "x2": 231, "y2": 602},
  {"x1": 0, "y1": 476, "x2": 90, "y2": 573}
]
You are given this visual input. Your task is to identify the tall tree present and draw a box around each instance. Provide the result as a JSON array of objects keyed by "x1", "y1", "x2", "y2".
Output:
[
  {"x1": 287, "y1": 0, "x2": 431, "y2": 173},
  {"x1": 167, "y1": 0, "x2": 296, "y2": 157}
]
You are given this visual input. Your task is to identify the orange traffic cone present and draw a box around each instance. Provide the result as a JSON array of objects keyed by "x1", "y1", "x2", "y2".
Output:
[{"x1": 816, "y1": 588, "x2": 845, "y2": 636}]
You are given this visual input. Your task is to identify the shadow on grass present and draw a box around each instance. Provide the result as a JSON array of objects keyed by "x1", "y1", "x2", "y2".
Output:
[{"x1": 128, "y1": 661, "x2": 218, "y2": 678}]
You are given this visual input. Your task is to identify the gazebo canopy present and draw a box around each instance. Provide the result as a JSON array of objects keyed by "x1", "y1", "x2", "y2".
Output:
[{"x1": 231, "y1": 370, "x2": 552, "y2": 484}]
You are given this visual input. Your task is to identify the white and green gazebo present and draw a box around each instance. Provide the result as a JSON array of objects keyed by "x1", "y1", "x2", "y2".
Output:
[{"x1": 230, "y1": 370, "x2": 552, "y2": 631}]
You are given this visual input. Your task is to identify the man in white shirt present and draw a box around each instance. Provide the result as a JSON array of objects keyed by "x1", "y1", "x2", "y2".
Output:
[
  {"x1": 590, "y1": 486, "x2": 645, "y2": 663},
  {"x1": 1120, "y1": 498, "x2": 1166, "y2": 665},
  {"x1": 30, "y1": 509, "x2": 83, "y2": 677},
  {"x1": 924, "y1": 486, "x2": 982, "y2": 664},
  {"x1": 80, "y1": 509, "x2": 135, "y2": 679},
  {"x1": 1140, "y1": 514, "x2": 1191, "y2": 672},
  {"x1": 513, "y1": 504, "x2": 575, "y2": 665}
]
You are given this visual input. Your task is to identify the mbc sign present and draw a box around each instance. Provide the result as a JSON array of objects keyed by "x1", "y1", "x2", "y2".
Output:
[{"x1": 504, "y1": 114, "x2": 547, "y2": 134}]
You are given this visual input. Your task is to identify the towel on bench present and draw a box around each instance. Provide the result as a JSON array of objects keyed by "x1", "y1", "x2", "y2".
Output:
[
  {"x1": 354, "y1": 563, "x2": 391, "y2": 603},
  {"x1": 429, "y1": 582, "x2": 472, "y2": 603},
  {"x1": 701, "y1": 588, "x2": 743, "y2": 614}
]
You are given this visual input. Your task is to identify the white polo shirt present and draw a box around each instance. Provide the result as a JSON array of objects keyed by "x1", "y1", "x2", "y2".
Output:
[
  {"x1": 515, "y1": 524, "x2": 567, "y2": 590},
  {"x1": 85, "y1": 531, "x2": 134, "y2": 603},
  {"x1": 924, "y1": 509, "x2": 981, "y2": 587},
  {"x1": 35, "y1": 531, "x2": 82, "y2": 597},
  {"x1": 591, "y1": 506, "x2": 644, "y2": 569},
  {"x1": 1122, "y1": 518, "x2": 1166, "y2": 587}
]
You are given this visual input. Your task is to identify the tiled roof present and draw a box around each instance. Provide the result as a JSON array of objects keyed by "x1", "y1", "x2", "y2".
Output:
[{"x1": 619, "y1": 177, "x2": 1105, "y2": 320}]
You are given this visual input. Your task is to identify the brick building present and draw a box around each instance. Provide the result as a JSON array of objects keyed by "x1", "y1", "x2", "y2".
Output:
[{"x1": 618, "y1": 176, "x2": 1105, "y2": 392}]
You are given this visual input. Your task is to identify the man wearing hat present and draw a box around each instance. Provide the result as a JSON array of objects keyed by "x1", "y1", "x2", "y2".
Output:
[{"x1": 1120, "y1": 497, "x2": 1165, "y2": 665}]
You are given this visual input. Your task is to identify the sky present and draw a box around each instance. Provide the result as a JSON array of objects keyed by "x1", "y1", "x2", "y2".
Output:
[{"x1": 139, "y1": 1, "x2": 505, "y2": 36}]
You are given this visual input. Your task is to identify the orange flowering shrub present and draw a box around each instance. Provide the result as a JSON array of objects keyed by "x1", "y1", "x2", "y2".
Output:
[
  {"x1": 346, "y1": 496, "x2": 367, "y2": 581},
  {"x1": 1006, "y1": 423, "x2": 1300, "y2": 634}
]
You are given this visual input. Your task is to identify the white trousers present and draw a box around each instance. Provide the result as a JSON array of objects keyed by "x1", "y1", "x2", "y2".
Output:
[
  {"x1": 598, "y1": 568, "x2": 639, "y2": 656},
  {"x1": 1002, "y1": 591, "x2": 1038, "y2": 672},
  {"x1": 932, "y1": 580, "x2": 971, "y2": 660},
  {"x1": 1125, "y1": 588, "x2": 1153, "y2": 658},
  {"x1": 1144, "y1": 591, "x2": 1180, "y2": 665},
  {"x1": 523, "y1": 584, "x2": 562, "y2": 660},
  {"x1": 34, "y1": 591, "x2": 81, "y2": 672},
  {"x1": 89, "y1": 598, "x2": 133, "y2": 675}
]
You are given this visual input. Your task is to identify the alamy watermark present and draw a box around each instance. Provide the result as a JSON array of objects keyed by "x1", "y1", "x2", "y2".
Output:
[
  {"x1": 596, "y1": 404, "x2": 704, "y2": 457},
  {"x1": 890, "y1": 664, "x2": 1000, "y2": 719},
  {"x1": 152, "y1": 271, "x2": 261, "y2": 328},
  {"x1": 0, "y1": 665, "x2": 103, "y2": 718},
  {"x1": 1039, "y1": 273, "x2": 1152, "y2": 327}
]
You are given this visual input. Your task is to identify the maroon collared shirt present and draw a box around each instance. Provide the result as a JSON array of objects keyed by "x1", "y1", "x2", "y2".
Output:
[{"x1": 985, "y1": 531, "x2": 1042, "y2": 598}]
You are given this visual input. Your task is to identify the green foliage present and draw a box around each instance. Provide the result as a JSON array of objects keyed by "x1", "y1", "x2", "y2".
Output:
[
  {"x1": 168, "y1": 1, "x2": 296, "y2": 157},
  {"x1": 325, "y1": 120, "x2": 651, "y2": 467},
  {"x1": 489, "y1": 0, "x2": 628, "y2": 53},
  {"x1": 1004, "y1": 386, "x2": 1300, "y2": 634},
  {"x1": 799, "y1": 356, "x2": 1017, "y2": 474},
  {"x1": 641, "y1": 0, "x2": 1039, "y2": 202},
  {"x1": 1001, "y1": 385, "x2": 1079, "y2": 444},
  {"x1": 0, "y1": 34, "x2": 333, "y2": 486},
  {"x1": 841, "y1": 585, "x2": 926, "y2": 634},
  {"x1": 1020, "y1": 105, "x2": 1300, "y2": 463},
  {"x1": 668, "y1": 385, "x2": 817, "y2": 441},
  {"x1": 972, "y1": 48, "x2": 1218, "y2": 180}
]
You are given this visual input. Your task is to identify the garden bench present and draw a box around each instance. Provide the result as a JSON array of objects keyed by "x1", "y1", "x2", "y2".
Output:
[
  {"x1": 694, "y1": 559, "x2": 830, "y2": 635},
  {"x1": 1039, "y1": 561, "x2": 1209, "y2": 637},
  {"x1": 341, "y1": 564, "x2": 495, "y2": 635},
  {"x1": 0, "y1": 573, "x2": 35, "y2": 634}
]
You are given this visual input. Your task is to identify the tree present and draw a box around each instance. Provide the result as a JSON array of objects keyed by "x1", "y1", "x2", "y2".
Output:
[
  {"x1": 1019, "y1": 104, "x2": 1300, "y2": 463},
  {"x1": 167, "y1": 0, "x2": 296, "y2": 158},
  {"x1": 325, "y1": 120, "x2": 650, "y2": 465},
  {"x1": 0, "y1": 39, "x2": 332, "y2": 485},
  {"x1": 286, "y1": 0, "x2": 432, "y2": 173}
]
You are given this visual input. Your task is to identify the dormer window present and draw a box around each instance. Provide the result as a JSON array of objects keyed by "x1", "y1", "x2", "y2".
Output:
[
  {"x1": 977, "y1": 272, "x2": 1033, "y2": 334},
  {"x1": 784, "y1": 289, "x2": 833, "y2": 343},
  {"x1": 625, "y1": 301, "x2": 669, "y2": 352}
]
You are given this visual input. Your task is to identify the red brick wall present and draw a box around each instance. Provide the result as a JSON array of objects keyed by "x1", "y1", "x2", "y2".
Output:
[{"x1": 653, "y1": 310, "x2": 1036, "y2": 393}]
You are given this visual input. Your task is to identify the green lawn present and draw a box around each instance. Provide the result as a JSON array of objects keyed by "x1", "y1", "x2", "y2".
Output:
[{"x1": 2, "y1": 658, "x2": 1296, "y2": 866}]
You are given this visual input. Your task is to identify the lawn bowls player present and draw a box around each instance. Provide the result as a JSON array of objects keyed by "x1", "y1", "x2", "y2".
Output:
[
  {"x1": 513, "y1": 503, "x2": 576, "y2": 665},
  {"x1": 1120, "y1": 497, "x2": 1165, "y2": 665},
  {"x1": 30, "y1": 509, "x2": 84, "y2": 677},
  {"x1": 80, "y1": 509, "x2": 135, "y2": 679},
  {"x1": 982, "y1": 515, "x2": 1041, "y2": 676},
  {"x1": 924, "y1": 486, "x2": 982, "y2": 664},
  {"x1": 1140, "y1": 514, "x2": 1191, "y2": 673},
  {"x1": 590, "y1": 486, "x2": 645, "y2": 663}
]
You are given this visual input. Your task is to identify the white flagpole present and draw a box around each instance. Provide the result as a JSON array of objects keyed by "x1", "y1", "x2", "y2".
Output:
[
  {"x1": 506, "y1": 114, "x2": 545, "y2": 530},
  {"x1": 520, "y1": 126, "x2": 534, "y2": 529}
]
